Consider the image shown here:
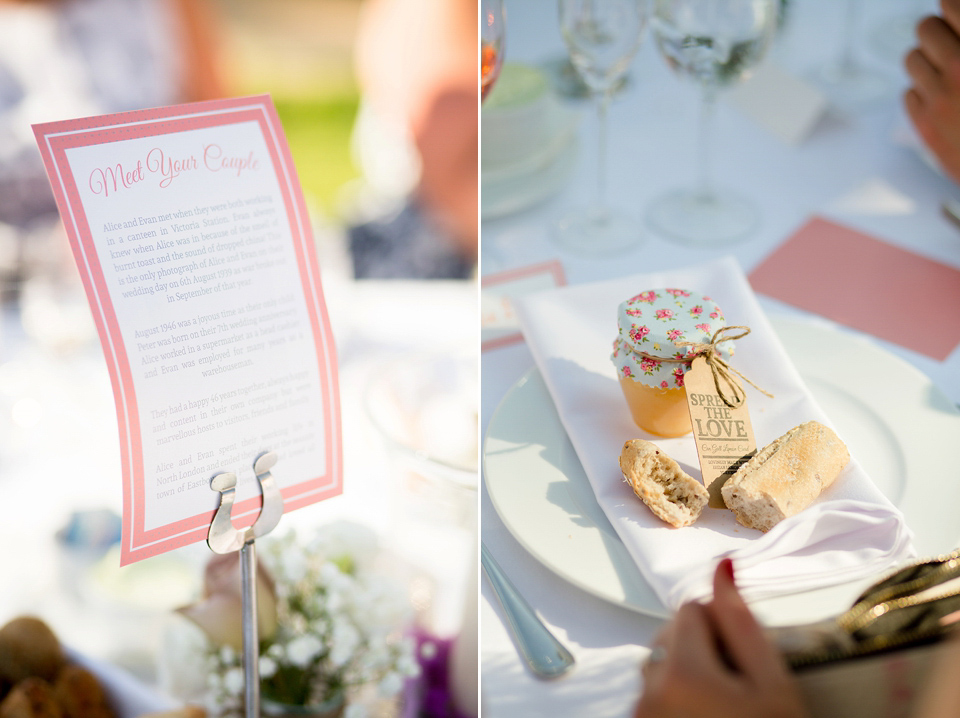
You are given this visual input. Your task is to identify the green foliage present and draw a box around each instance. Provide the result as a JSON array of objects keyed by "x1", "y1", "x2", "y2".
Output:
[{"x1": 272, "y1": 93, "x2": 362, "y2": 216}]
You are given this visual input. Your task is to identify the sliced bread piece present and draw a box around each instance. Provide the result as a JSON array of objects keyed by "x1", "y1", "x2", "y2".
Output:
[
  {"x1": 619, "y1": 439, "x2": 709, "y2": 528},
  {"x1": 721, "y1": 420, "x2": 850, "y2": 532}
]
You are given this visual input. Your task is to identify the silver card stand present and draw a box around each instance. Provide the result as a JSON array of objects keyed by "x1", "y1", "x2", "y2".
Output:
[{"x1": 207, "y1": 451, "x2": 284, "y2": 718}]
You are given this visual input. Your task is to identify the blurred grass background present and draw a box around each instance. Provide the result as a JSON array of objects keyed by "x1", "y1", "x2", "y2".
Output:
[
  {"x1": 213, "y1": 0, "x2": 365, "y2": 217},
  {"x1": 272, "y1": 95, "x2": 360, "y2": 214}
]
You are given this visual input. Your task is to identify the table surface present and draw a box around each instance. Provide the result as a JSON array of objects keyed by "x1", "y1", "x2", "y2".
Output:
[{"x1": 479, "y1": 0, "x2": 960, "y2": 716}]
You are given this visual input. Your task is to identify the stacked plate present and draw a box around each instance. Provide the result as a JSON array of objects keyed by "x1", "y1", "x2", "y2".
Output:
[{"x1": 481, "y1": 63, "x2": 579, "y2": 220}]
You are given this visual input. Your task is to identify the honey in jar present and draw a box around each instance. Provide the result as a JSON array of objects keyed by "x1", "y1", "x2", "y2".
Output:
[{"x1": 610, "y1": 288, "x2": 734, "y2": 437}]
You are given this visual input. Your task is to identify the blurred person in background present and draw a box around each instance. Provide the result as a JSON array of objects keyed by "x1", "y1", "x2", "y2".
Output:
[
  {"x1": 0, "y1": 0, "x2": 222, "y2": 291},
  {"x1": 347, "y1": 0, "x2": 477, "y2": 279}
]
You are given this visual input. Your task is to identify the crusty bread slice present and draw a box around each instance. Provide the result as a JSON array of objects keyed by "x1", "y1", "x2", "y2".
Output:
[
  {"x1": 721, "y1": 420, "x2": 850, "y2": 532},
  {"x1": 619, "y1": 439, "x2": 709, "y2": 528}
]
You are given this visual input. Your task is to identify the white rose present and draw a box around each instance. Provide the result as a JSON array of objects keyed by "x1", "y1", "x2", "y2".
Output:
[{"x1": 178, "y1": 554, "x2": 278, "y2": 650}]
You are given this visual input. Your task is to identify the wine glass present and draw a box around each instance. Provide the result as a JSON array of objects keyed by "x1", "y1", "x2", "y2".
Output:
[
  {"x1": 554, "y1": 0, "x2": 649, "y2": 255},
  {"x1": 812, "y1": 0, "x2": 892, "y2": 111},
  {"x1": 481, "y1": 0, "x2": 506, "y2": 102},
  {"x1": 646, "y1": 0, "x2": 778, "y2": 246}
]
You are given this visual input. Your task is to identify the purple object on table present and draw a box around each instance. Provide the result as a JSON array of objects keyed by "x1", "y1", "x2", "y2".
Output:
[{"x1": 402, "y1": 629, "x2": 472, "y2": 718}]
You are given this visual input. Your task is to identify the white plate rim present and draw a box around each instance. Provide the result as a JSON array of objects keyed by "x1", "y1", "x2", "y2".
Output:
[
  {"x1": 483, "y1": 316, "x2": 960, "y2": 625},
  {"x1": 480, "y1": 140, "x2": 577, "y2": 221}
]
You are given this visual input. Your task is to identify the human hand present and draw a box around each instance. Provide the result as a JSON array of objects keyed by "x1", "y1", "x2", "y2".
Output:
[
  {"x1": 911, "y1": 629, "x2": 960, "y2": 718},
  {"x1": 905, "y1": 0, "x2": 960, "y2": 184},
  {"x1": 633, "y1": 559, "x2": 809, "y2": 718}
]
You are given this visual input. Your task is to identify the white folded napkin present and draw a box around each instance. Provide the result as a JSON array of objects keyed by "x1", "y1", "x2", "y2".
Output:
[{"x1": 515, "y1": 257, "x2": 915, "y2": 610}]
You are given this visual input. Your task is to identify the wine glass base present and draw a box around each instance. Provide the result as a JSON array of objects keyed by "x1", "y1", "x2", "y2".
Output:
[
  {"x1": 646, "y1": 187, "x2": 758, "y2": 247},
  {"x1": 553, "y1": 209, "x2": 644, "y2": 255}
]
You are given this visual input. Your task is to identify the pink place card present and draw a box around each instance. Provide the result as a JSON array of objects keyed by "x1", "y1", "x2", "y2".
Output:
[
  {"x1": 481, "y1": 260, "x2": 566, "y2": 351},
  {"x1": 34, "y1": 96, "x2": 342, "y2": 564},
  {"x1": 749, "y1": 216, "x2": 960, "y2": 361}
]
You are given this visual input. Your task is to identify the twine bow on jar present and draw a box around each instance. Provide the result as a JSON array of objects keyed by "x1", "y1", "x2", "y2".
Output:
[{"x1": 634, "y1": 326, "x2": 774, "y2": 408}]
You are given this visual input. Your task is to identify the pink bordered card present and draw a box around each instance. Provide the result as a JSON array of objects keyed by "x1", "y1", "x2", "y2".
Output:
[
  {"x1": 750, "y1": 216, "x2": 960, "y2": 361},
  {"x1": 34, "y1": 95, "x2": 342, "y2": 564},
  {"x1": 481, "y1": 260, "x2": 566, "y2": 352}
]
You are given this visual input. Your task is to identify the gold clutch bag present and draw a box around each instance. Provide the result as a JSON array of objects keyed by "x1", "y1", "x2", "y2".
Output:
[{"x1": 770, "y1": 549, "x2": 960, "y2": 718}]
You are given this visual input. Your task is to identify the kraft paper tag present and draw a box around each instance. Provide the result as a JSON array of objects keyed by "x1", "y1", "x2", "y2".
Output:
[{"x1": 685, "y1": 356, "x2": 757, "y2": 508}]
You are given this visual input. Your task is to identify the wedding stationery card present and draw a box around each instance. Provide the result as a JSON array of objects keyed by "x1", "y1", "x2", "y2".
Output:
[
  {"x1": 750, "y1": 216, "x2": 960, "y2": 361},
  {"x1": 481, "y1": 260, "x2": 566, "y2": 351},
  {"x1": 725, "y1": 62, "x2": 828, "y2": 145},
  {"x1": 34, "y1": 96, "x2": 342, "y2": 564}
]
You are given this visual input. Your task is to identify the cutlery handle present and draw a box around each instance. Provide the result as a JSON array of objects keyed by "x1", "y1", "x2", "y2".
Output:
[
  {"x1": 942, "y1": 199, "x2": 960, "y2": 231},
  {"x1": 481, "y1": 542, "x2": 575, "y2": 679}
]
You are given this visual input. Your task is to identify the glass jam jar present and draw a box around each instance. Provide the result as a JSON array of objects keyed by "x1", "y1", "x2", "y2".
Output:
[{"x1": 610, "y1": 288, "x2": 734, "y2": 437}]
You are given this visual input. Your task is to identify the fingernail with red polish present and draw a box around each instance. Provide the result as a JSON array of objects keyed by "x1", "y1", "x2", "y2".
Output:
[{"x1": 718, "y1": 558, "x2": 735, "y2": 584}]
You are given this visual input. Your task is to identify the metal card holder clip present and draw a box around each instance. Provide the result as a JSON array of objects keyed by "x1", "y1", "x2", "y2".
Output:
[{"x1": 207, "y1": 450, "x2": 284, "y2": 718}]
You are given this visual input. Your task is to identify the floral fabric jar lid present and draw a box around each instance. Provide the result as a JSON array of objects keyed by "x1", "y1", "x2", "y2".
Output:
[{"x1": 611, "y1": 288, "x2": 734, "y2": 389}]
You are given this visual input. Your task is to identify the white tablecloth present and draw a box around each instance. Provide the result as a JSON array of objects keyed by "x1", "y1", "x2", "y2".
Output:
[{"x1": 481, "y1": 0, "x2": 958, "y2": 716}]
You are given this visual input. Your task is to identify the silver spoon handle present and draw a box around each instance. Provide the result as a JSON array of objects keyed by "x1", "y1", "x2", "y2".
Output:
[
  {"x1": 481, "y1": 542, "x2": 575, "y2": 679},
  {"x1": 942, "y1": 199, "x2": 960, "y2": 231}
]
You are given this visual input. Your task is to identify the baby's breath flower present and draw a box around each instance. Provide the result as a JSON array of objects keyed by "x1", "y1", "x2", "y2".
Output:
[
  {"x1": 377, "y1": 671, "x2": 404, "y2": 698},
  {"x1": 397, "y1": 652, "x2": 421, "y2": 677},
  {"x1": 192, "y1": 523, "x2": 417, "y2": 717},
  {"x1": 279, "y1": 549, "x2": 308, "y2": 584},
  {"x1": 223, "y1": 667, "x2": 244, "y2": 695},
  {"x1": 325, "y1": 590, "x2": 344, "y2": 613},
  {"x1": 259, "y1": 655, "x2": 278, "y2": 677},
  {"x1": 330, "y1": 623, "x2": 361, "y2": 667},
  {"x1": 319, "y1": 561, "x2": 349, "y2": 590},
  {"x1": 289, "y1": 612, "x2": 309, "y2": 634},
  {"x1": 343, "y1": 704, "x2": 368, "y2": 718},
  {"x1": 205, "y1": 672, "x2": 221, "y2": 691},
  {"x1": 286, "y1": 634, "x2": 324, "y2": 668},
  {"x1": 202, "y1": 693, "x2": 222, "y2": 716}
]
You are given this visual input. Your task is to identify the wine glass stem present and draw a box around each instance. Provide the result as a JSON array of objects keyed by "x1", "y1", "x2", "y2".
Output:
[
  {"x1": 594, "y1": 90, "x2": 611, "y2": 222},
  {"x1": 838, "y1": 0, "x2": 860, "y2": 73},
  {"x1": 696, "y1": 83, "x2": 717, "y2": 202}
]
